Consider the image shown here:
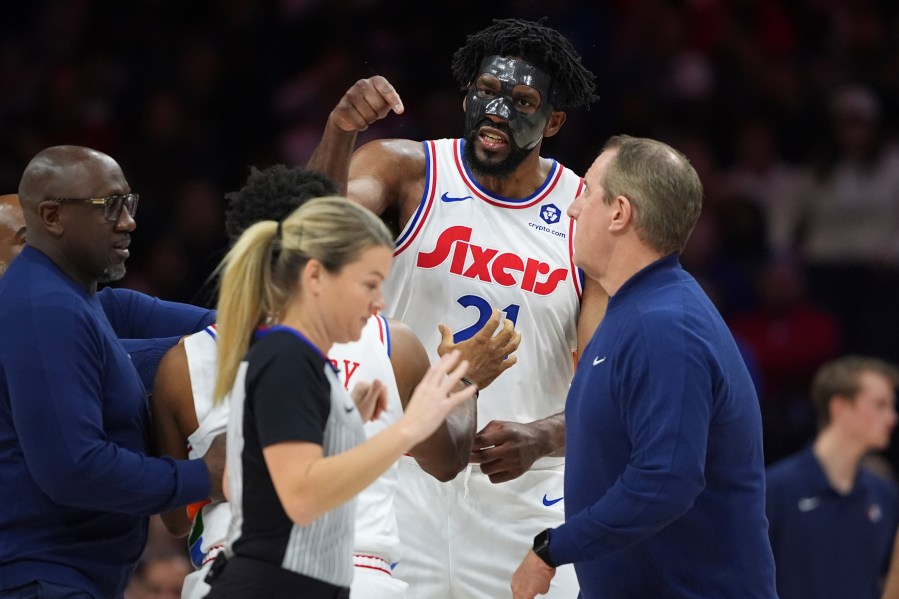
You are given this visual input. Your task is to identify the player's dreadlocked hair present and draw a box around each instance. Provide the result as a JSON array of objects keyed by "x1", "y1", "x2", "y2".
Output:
[
  {"x1": 451, "y1": 17, "x2": 598, "y2": 110},
  {"x1": 224, "y1": 164, "x2": 339, "y2": 244}
]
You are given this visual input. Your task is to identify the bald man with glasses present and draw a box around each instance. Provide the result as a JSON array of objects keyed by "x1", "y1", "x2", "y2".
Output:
[
  {"x1": 0, "y1": 192, "x2": 214, "y2": 394},
  {"x1": 53, "y1": 192, "x2": 140, "y2": 222},
  {"x1": 0, "y1": 146, "x2": 224, "y2": 599}
]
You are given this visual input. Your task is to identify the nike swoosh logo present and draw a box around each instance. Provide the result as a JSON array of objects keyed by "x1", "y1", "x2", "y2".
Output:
[
  {"x1": 345, "y1": 405, "x2": 355, "y2": 414},
  {"x1": 593, "y1": 356, "x2": 607, "y2": 366},
  {"x1": 542, "y1": 494, "x2": 564, "y2": 507},
  {"x1": 797, "y1": 497, "x2": 820, "y2": 512},
  {"x1": 441, "y1": 192, "x2": 472, "y2": 203}
]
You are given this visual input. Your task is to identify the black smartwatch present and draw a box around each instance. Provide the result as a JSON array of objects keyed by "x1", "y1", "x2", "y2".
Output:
[{"x1": 532, "y1": 528, "x2": 555, "y2": 567}]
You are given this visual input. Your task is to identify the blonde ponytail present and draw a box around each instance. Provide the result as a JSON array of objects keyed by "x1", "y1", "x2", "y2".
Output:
[{"x1": 213, "y1": 220, "x2": 281, "y2": 402}]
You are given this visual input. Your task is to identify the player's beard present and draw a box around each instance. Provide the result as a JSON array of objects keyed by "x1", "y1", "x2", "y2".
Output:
[{"x1": 463, "y1": 122, "x2": 533, "y2": 179}]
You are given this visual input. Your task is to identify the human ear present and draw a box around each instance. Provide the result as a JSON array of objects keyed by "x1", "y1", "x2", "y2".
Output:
[
  {"x1": 302, "y1": 259, "x2": 325, "y2": 295},
  {"x1": 609, "y1": 196, "x2": 632, "y2": 232},
  {"x1": 543, "y1": 110, "x2": 567, "y2": 138},
  {"x1": 37, "y1": 201, "x2": 64, "y2": 237}
]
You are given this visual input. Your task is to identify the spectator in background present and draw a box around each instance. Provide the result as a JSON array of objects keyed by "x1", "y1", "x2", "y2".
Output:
[
  {"x1": 787, "y1": 83, "x2": 899, "y2": 363},
  {"x1": 766, "y1": 355, "x2": 899, "y2": 599},
  {"x1": 125, "y1": 553, "x2": 191, "y2": 599},
  {"x1": 722, "y1": 113, "x2": 804, "y2": 258},
  {"x1": 729, "y1": 256, "x2": 843, "y2": 463}
]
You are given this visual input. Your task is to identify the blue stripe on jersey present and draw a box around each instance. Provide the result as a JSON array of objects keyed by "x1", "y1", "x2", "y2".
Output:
[
  {"x1": 254, "y1": 325, "x2": 337, "y2": 373},
  {"x1": 395, "y1": 141, "x2": 435, "y2": 248},
  {"x1": 381, "y1": 315, "x2": 392, "y2": 358}
]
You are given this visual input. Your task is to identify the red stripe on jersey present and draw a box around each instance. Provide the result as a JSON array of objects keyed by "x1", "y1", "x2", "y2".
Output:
[
  {"x1": 353, "y1": 553, "x2": 393, "y2": 576},
  {"x1": 355, "y1": 563, "x2": 392, "y2": 576},
  {"x1": 453, "y1": 139, "x2": 564, "y2": 209},
  {"x1": 375, "y1": 314, "x2": 386, "y2": 346},
  {"x1": 569, "y1": 177, "x2": 585, "y2": 299}
]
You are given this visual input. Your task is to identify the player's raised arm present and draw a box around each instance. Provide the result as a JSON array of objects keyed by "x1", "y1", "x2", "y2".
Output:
[{"x1": 307, "y1": 76, "x2": 404, "y2": 199}]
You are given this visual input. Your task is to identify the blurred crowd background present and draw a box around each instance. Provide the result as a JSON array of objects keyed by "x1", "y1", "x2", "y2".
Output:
[{"x1": 3, "y1": 2, "x2": 899, "y2": 577}]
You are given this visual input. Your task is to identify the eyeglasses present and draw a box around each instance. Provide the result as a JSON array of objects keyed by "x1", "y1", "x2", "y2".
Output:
[{"x1": 54, "y1": 193, "x2": 139, "y2": 222}]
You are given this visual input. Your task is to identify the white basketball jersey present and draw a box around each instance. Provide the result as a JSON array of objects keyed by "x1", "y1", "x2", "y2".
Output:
[
  {"x1": 183, "y1": 326, "x2": 230, "y2": 570},
  {"x1": 385, "y1": 138, "x2": 583, "y2": 465},
  {"x1": 180, "y1": 317, "x2": 404, "y2": 570},
  {"x1": 330, "y1": 314, "x2": 405, "y2": 560}
]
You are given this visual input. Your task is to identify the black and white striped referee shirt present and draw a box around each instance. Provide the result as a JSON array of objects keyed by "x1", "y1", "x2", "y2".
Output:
[{"x1": 224, "y1": 326, "x2": 365, "y2": 587}]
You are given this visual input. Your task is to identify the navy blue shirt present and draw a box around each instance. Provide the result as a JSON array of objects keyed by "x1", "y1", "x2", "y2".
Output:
[
  {"x1": 551, "y1": 253, "x2": 777, "y2": 598},
  {"x1": 0, "y1": 247, "x2": 211, "y2": 598},
  {"x1": 99, "y1": 287, "x2": 215, "y2": 392},
  {"x1": 767, "y1": 445, "x2": 899, "y2": 599}
]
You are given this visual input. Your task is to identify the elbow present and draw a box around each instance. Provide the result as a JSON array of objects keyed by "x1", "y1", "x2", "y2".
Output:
[
  {"x1": 36, "y1": 466, "x2": 91, "y2": 506},
  {"x1": 166, "y1": 522, "x2": 190, "y2": 538},
  {"x1": 669, "y1": 477, "x2": 705, "y2": 518},
  {"x1": 40, "y1": 479, "x2": 77, "y2": 506},
  {"x1": 289, "y1": 513, "x2": 318, "y2": 528},
  {"x1": 160, "y1": 511, "x2": 191, "y2": 538},
  {"x1": 422, "y1": 462, "x2": 463, "y2": 483},
  {"x1": 417, "y1": 451, "x2": 469, "y2": 482},
  {"x1": 282, "y1": 497, "x2": 325, "y2": 527},
  {"x1": 410, "y1": 431, "x2": 472, "y2": 482}
]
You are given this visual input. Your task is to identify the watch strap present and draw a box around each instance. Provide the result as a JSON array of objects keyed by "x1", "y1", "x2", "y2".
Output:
[{"x1": 532, "y1": 528, "x2": 555, "y2": 567}]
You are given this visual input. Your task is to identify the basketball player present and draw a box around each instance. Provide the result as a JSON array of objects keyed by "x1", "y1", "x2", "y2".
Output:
[{"x1": 307, "y1": 18, "x2": 606, "y2": 598}]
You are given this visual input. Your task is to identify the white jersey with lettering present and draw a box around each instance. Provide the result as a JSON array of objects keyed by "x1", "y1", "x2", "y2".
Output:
[
  {"x1": 329, "y1": 314, "x2": 405, "y2": 564},
  {"x1": 333, "y1": 315, "x2": 409, "y2": 599},
  {"x1": 386, "y1": 138, "x2": 584, "y2": 599},
  {"x1": 386, "y1": 138, "x2": 583, "y2": 452},
  {"x1": 178, "y1": 319, "x2": 408, "y2": 599}
]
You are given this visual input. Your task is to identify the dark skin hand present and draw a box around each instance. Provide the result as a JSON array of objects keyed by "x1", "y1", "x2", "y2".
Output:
[
  {"x1": 436, "y1": 308, "x2": 521, "y2": 390},
  {"x1": 470, "y1": 414, "x2": 565, "y2": 484},
  {"x1": 443, "y1": 278, "x2": 606, "y2": 484}
]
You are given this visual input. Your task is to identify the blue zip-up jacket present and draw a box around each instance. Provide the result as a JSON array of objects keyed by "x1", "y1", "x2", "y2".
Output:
[{"x1": 550, "y1": 253, "x2": 777, "y2": 598}]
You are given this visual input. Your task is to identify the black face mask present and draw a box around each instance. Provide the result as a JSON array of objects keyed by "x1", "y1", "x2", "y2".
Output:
[{"x1": 464, "y1": 55, "x2": 555, "y2": 152}]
